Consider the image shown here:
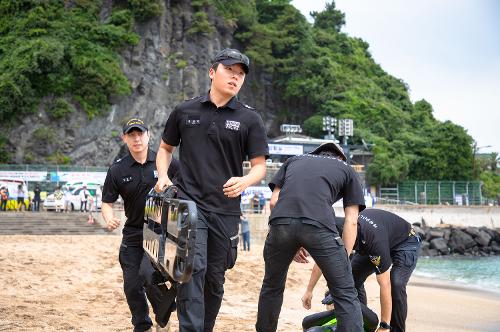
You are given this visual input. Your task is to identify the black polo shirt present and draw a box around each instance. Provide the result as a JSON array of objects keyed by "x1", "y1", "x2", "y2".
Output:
[
  {"x1": 102, "y1": 150, "x2": 180, "y2": 229},
  {"x1": 162, "y1": 93, "x2": 269, "y2": 215},
  {"x1": 269, "y1": 154, "x2": 366, "y2": 232},
  {"x1": 356, "y1": 209, "x2": 412, "y2": 274}
]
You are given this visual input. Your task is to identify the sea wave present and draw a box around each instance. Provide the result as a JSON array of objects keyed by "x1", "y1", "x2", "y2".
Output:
[{"x1": 413, "y1": 256, "x2": 500, "y2": 294}]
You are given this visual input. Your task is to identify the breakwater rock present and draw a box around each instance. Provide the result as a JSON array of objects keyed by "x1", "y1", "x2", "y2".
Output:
[{"x1": 414, "y1": 223, "x2": 500, "y2": 257}]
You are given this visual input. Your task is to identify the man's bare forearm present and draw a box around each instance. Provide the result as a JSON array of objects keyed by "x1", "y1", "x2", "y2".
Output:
[
  {"x1": 342, "y1": 205, "x2": 359, "y2": 255},
  {"x1": 156, "y1": 142, "x2": 173, "y2": 179},
  {"x1": 377, "y1": 271, "x2": 392, "y2": 324},
  {"x1": 245, "y1": 162, "x2": 266, "y2": 186},
  {"x1": 101, "y1": 202, "x2": 114, "y2": 223},
  {"x1": 306, "y1": 263, "x2": 323, "y2": 292}
]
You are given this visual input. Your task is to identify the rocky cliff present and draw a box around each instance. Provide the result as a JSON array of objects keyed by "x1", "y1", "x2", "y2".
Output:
[{"x1": 6, "y1": 0, "x2": 280, "y2": 166}]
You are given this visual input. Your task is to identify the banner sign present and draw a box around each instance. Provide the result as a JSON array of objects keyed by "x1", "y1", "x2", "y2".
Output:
[
  {"x1": 0, "y1": 171, "x2": 106, "y2": 184},
  {"x1": 0, "y1": 171, "x2": 47, "y2": 182},
  {"x1": 268, "y1": 144, "x2": 303, "y2": 156},
  {"x1": 57, "y1": 172, "x2": 107, "y2": 184}
]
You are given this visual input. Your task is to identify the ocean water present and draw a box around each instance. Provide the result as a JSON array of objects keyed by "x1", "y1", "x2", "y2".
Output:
[{"x1": 414, "y1": 256, "x2": 500, "y2": 293}]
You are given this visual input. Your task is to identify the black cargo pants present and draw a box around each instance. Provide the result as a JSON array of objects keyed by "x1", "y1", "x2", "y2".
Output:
[
  {"x1": 119, "y1": 227, "x2": 153, "y2": 332},
  {"x1": 256, "y1": 217, "x2": 363, "y2": 332},
  {"x1": 176, "y1": 209, "x2": 240, "y2": 332},
  {"x1": 351, "y1": 235, "x2": 421, "y2": 332}
]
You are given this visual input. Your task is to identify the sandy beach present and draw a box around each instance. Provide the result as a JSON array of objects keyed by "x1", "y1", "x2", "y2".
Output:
[{"x1": 1, "y1": 234, "x2": 499, "y2": 331}]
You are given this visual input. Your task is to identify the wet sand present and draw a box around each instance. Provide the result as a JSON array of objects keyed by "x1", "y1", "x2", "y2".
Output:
[{"x1": 1, "y1": 235, "x2": 499, "y2": 331}]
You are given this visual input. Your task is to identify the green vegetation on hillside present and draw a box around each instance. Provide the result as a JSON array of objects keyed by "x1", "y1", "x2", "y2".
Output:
[{"x1": 0, "y1": 0, "x2": 148, "y2": 121}]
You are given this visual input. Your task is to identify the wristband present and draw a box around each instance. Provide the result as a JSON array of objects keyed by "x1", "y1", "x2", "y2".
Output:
[{"x1": 379, "y1": 321, "x2": 391, "y2": 330}]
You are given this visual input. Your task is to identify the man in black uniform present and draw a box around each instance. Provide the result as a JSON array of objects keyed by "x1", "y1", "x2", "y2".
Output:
[
  {"x1": 101, "y1": 118, "x2": 179, "y2": 332},
  {"x1": 302, "y1": 209, "x2": 421, "y2": 332},
  {"x1": 256, "y1": 141, "x2": 366, "y2": 332},
  {"x1": 154, "y1": 48, "x2": 268, "y2": 331}
]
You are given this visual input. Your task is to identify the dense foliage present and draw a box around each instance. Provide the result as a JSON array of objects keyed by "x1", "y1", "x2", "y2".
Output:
[
  {"x1": 214, "y1": 0, "x2": 476, "y2": 185},
  {"x1": 0, "y1": 0, "x2": 145, "y2": 120}
]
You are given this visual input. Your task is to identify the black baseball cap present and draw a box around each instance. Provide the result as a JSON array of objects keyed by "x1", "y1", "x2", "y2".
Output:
[
  {"x1": 213, "y1": 48, "x2": 250, "y2": 74},
  {"x1": 123, "y1": 117, "x2": 148, "y2": 134},
  {"x1": 309, "y1": 141, "x2": 347, "y2": 161}
]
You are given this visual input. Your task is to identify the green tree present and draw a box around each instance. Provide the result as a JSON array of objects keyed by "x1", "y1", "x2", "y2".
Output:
[
  {"x1": 480, "y1": 171, "x2": 500, "y2": 199},
  {"x1": 0, "y1": 1, "x2": 137, "y2": 121}
]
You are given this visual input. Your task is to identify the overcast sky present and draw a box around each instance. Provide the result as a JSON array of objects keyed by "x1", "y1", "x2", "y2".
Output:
[{"x1": 291, "y1": 0, "x2": 499, "y2": 154}]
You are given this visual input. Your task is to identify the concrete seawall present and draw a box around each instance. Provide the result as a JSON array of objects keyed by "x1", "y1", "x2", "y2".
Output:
[{"x1": 334, "y1": 205, "x2": 500, "y2": 228}]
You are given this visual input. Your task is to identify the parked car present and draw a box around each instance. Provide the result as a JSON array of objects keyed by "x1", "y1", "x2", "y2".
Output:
[{"x1": 43, "y1": 186, "x2": 102, "y2": 211}]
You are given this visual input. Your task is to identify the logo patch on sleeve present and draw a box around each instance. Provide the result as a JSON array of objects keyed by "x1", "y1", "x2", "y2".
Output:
[
  {"x1": 369, "y1": 255, "x2": 381, "y2": 267},
  {"x1": 225, "y1": 120, "x2": 240, "y2": 131}
]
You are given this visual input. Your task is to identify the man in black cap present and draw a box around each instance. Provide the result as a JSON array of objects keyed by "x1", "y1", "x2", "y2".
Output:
[
  {"x1": 302, "y1": 210, "x2": 421, "y2": 332},
  {"x1": 155, "y1": 48, "x2": 268, "y2": 331},
  {"x1": 101, "y1": 117, "x2": 179, "y2": 332},
  {"x1": 255, "y1": 141, "x2": 365, "y2": 332}
]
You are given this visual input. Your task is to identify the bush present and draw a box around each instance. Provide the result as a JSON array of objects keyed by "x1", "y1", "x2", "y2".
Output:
[
  {"x1": 127, "y1": 0, "x2": 162, "y2": 21},
  {"x1": 47, "y1": 98, "x2": 74, "y2": 119},
  {"x1": 47, "y1": 151, "x2": 71, "y2": 165},
  {"x1": 187, "y1": 11, "x2": 214, "y2": 36},
  {"x1": 0, "y1": 1, "x2": 138, "y2": 121},
  {"x1": 32, "y1": 126, "x2": 55, "y2": 142},
  {"x1": 0, "y1": 134, "x2": 10, "y2": 163},
  {"x1": 176, "y1": 59, "x2": 188, "y2": 69}
]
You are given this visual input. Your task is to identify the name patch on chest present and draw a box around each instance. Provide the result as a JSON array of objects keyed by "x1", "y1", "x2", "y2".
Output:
[
  {"x1": 186, "y1": 115, "x2": 201, "y2": 126},
  {"x1": 225, "y1": 120, "x2": 240, "y2": 131},
  {"x1": 122, "y1": 176, "x2": 133, "y2": 183}
]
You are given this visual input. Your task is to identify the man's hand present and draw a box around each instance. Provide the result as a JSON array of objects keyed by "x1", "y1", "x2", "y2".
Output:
[
  {"x1": 154, "y1": 176, "x2": 172, "y2": 193},
  {"x1": 301, "y1": 290, "x2": 313, "y2": 310},
  {"x1": 293, "y1": 247, "x2": 309, "y2": 263},
  {"x1": 106, "y1": 216, "x2": 121, "y2": 230},
  {"x1": 223, "y1": 176, "x2": 249, "y2": 198}
]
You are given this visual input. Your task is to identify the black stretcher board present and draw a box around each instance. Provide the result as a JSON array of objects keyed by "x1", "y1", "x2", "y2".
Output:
[{"x1": 143, "y1": 189, "x2": 197, "y2": 283}]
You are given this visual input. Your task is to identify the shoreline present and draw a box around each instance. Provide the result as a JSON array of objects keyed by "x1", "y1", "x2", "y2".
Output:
[{"x1": 410, "y1": 274, "x2": 500, "y2": 298}]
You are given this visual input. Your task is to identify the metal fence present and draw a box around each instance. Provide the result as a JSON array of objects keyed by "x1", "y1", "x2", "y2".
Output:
[{"x1": 380, "y1": 181, "x2": 483, "y2": 205}]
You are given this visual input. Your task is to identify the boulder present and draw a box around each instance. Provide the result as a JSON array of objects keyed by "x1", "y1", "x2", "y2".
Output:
[
  {"x1": 474, "y1": 230, "x2": 492, "y2": 247},
  {"x1": 443, "y1": 228, "x2": 451, "y2": 240},
  {"x1": 448, "y1": 229, "x2": 476, "y2": 254},
  {"x1": 430, "y1": 238, "x2": 449, "y2": 255},
  {"x1": 491, "y1": 241, "x2": 500, "y2": 254},
  {"x1": 429, "y1": 230, "x2": 445, "y2": 240},
  {"x1": 480, "y1": 227, "x2": 495, "y2": 238},
  {"x1": 465, "y1": 227, "x2": 480, "y2": 237},
  {"x1": 493, "y1": 230, "x2": 500, "y2": 243}
]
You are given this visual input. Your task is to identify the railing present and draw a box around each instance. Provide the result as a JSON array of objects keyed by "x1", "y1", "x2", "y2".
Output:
[{"x1": 380, "y1": 181, "x2": 485, "y2": 206}]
